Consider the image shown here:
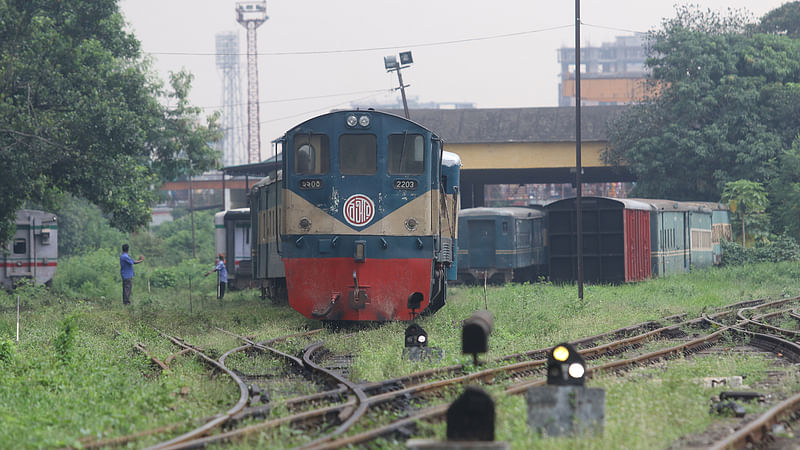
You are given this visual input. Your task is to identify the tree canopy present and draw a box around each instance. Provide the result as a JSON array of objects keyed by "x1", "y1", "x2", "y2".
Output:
[
  {"x1": 604, "y1": 4, "x2": 800, "y2": 239},
  {"x1": 0, "y1": 0, "x2": 221, "y2": 245}
]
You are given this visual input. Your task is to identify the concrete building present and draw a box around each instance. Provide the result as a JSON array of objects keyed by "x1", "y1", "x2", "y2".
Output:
[{"x1": 558, "y1": 34, "x2": 658, "y2": 106}]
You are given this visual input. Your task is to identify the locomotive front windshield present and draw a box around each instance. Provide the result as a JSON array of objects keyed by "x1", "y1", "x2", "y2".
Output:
[
  {"x1": 388, "y1": 133, "x2": 424, "y2": 174},
  {"x1": 294, "y1": 134, "x2": 330, "y2": 174},
  {"x1": 339, "y1": 134, "x2": 377, "y2": 175}
]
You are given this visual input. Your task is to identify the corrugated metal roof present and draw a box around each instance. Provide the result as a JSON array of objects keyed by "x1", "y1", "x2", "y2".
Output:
[
  {"x1": 375, "y1": 105, "x2": 627, "y2": 144},
  {"x1": 459, "y1": 206, "x2": 546, "y2": 219}
]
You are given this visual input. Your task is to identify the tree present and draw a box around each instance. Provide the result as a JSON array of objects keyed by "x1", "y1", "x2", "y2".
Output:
[
  {"x1": 721, "y1": 180, "x2": 769, "y2": 246},
  {"x1": 604, "y1": 6, "x2": 800, "y2": 203},
  {"x1": 756, "y1": 1, "x2": 800, "y2": 37},
  {"x1": 0, "y1": 0, "x2": 220, "y2": 246},
  {"x1": 768, "y1": 135, "x2": 800, "y2": 240}
]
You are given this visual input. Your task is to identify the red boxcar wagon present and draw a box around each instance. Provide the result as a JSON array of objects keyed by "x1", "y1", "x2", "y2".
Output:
[{"x1": 546, "y1": 197, "x2": 652, "y2": 283}]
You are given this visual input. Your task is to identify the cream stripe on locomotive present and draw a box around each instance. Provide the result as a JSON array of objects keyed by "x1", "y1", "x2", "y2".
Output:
[{"x1": 283, "y1": 189, "x2": 436, "y2": 236}]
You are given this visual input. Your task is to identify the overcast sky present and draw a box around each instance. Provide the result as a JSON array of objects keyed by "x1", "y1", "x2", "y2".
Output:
[{"x1": 119, "y1": 0, "x2": 790, "y2": 162}]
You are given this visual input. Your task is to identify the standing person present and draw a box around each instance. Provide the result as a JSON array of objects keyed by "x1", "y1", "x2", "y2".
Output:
[
  {"x1": 120, "y1": 244, "x2": 144, "y2": 305},
  {"x1": 204, "y1": 254, "x2": 228, "y2": 299}
]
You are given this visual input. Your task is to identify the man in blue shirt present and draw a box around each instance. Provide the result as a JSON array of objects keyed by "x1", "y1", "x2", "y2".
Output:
[
  {"x1": 120, "y1": 244, "x2": 144, "y2": 305},
  {"x1": 204, "y1": 254, "x2": 228, "y2": 299}
]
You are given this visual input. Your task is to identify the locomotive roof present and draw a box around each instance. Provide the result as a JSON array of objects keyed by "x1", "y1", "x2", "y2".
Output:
[
  {"x1": 375, "y1": 105, "x2": 625, "y2": 144},
  {"x1": 459, "y1": 206, "x2": 546, "y2": 219},
  {"x1": 629, "y1": 198, "x2": 712, "y2": 213},
  {"x1": 546, "y1": 196, "x2": 653, "y2": 211},
  {"x1": 287, "y1": 109, "x2": 441, "y2": 140},
  {"x1": 442, "y1": 151, "x2": 461, "y2": 168}
]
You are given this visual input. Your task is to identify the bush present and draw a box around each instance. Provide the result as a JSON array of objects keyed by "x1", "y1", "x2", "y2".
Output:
[
  {"x1": 149, "y1": 268, "x2": 177, "y2": 288},
  {"x1": 0, "y1": 339, "x2": 14, "y2": 365},
  {"x1": 721, "y1": 234, "x2": 800, "y2": 266},
  {"x1": 52, "y1": 248, "x2": 120, "y2": 299}
]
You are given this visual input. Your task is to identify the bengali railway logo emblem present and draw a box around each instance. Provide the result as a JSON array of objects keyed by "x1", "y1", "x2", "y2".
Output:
[{"x1": 343, "y1": 194, "x2": 375, "y2": 227}]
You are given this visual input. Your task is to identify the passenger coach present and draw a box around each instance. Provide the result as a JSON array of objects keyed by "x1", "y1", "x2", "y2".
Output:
[
  {"x1": 1, "y1": 210, "x2": 58, "y2": 288},
  {"x1": 457, "y1": 207, "x2": 547, "y2": 284},
  {"x1": 214, "y1": 208, "x2": 254, "y2": 290}
]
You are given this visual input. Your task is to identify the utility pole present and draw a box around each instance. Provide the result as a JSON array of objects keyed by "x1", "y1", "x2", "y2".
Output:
[
  {"x1": 575, "y1": 0, "x2": 584, "y2": 300},
  {"x1": 189, "y1": 163, "x2": 196, "y2": 259}
]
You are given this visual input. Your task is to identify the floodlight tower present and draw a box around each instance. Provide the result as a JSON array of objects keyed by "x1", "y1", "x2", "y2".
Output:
[
  {"x1": 215, "y1": 31, "x2": 245, "y2": 167},
  {"x1": 236, "y1": 1, "x2": 268, "y2": 163}
]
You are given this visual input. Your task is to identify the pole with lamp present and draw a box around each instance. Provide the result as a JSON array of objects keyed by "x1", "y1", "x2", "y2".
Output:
[{"x1": 384, "y1": 51, "x2": 413, "y2": 119}]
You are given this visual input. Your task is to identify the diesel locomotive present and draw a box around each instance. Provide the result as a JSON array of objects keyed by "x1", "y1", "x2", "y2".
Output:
[{"x1": 250, "y1": 110, "x2": 461, "y2": 321}]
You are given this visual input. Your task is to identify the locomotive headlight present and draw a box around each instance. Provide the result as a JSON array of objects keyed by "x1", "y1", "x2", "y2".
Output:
[
  {"x1": 405, "y1": 217, "x2": 418, "y2": 231},
  {"x1": 299, "y1": 217, "x2": 311, "y2": 231},
  {"x1": 553, "y1": 345, "x2": 570, "y2": 362},
  {"x1": 358, "y1": 115, "x2": 370, "y2": 127},
  {"x1": 346, "y1": 114, "x2": 358, "y2": 127},
  {"x1": 568, "y1": 362, "x2": 585, "y2": 379}
]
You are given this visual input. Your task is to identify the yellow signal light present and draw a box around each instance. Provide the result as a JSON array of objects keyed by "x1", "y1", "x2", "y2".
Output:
[{"x1": 553, "y1": 345, "x2": 569, "y2": 362}]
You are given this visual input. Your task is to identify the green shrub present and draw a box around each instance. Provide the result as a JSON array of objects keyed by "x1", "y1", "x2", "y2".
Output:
[
  {"x1": 52, "y1": 248, "x2": 119, "y2": 299},
  {"x1": 149, "y1": 268, "x2": 177, "y2": 288},
  {"x1": 0, "y1": 339, "x2": 14, "y2": 364},
  {"x1": 721, "y1": 234, "x2": 800, "y2": 266},
  {"x1": 54, "y1": 314, "x2": 78, "y2": 364}
]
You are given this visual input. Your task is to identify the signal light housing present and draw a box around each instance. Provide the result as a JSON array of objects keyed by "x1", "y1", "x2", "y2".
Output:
[{"x1": 547, "y1": 342, "x2": 586, "y2": 386}]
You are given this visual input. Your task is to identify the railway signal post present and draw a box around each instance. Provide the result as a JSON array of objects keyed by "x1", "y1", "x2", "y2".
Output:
[{"x1": 527, "y1": 343, "x2": 605, "y2": 436}]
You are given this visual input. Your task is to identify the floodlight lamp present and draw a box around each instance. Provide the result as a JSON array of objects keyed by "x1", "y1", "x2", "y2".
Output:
[
  {"x1": 399, "y1": 51, "x2": 413, "y2": 65},
  {"x1": 384, "y1": 55, "x2": 399, "y2": 71}
]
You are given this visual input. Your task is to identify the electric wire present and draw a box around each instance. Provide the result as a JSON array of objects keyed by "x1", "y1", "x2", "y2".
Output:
[{"x1": 146, "y1": 24, "x2": 574, "y2": 57}]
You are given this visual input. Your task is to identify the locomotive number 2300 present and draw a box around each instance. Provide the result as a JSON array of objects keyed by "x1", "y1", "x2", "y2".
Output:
[
  {"x1": 299, "y1": 179, "x2": 322, "y2": 190},
  {"x1": 393, "y1": 179, "x2": 417, "y2": 190}
]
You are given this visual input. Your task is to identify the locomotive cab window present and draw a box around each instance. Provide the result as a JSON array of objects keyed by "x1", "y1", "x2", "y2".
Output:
[
  {"x1": 293, "y1": 134, "x2": 330, "y2": 174},
  {"x1": 13, "y1": 238, "x2": 26, "y2": 254},
  {"x1": 339, "y1": 134, "x2": 376, "y2": 175},
  {"x1": 388, "y1": 134, "x2": 425, "y2": 174}
]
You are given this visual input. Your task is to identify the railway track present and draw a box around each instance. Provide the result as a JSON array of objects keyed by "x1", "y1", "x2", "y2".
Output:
[{"x1": 79, "y1": 297, "x2": 799, "y2": 449}]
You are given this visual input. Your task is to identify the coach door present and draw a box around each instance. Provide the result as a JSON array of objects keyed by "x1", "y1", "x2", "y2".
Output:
[
  {"x1": 7, "y1": 220, "x2": 33, "y2": 278},
  {"x1": 469, "y1": 220, "x2": 496, "y2": 268}
]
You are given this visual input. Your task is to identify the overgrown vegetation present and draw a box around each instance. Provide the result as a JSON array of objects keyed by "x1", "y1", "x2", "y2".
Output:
[
  {"x1": 2, "y1": 261, "x2": 799, "y2": 447},
  {"x1": 721, "y1": 235, "x2": 800, "y2": 266}
]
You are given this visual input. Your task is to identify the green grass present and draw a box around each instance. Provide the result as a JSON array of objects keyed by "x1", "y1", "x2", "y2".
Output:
[{"x1": 0, "y1": 261, "x2": 799, "y2": 448}]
